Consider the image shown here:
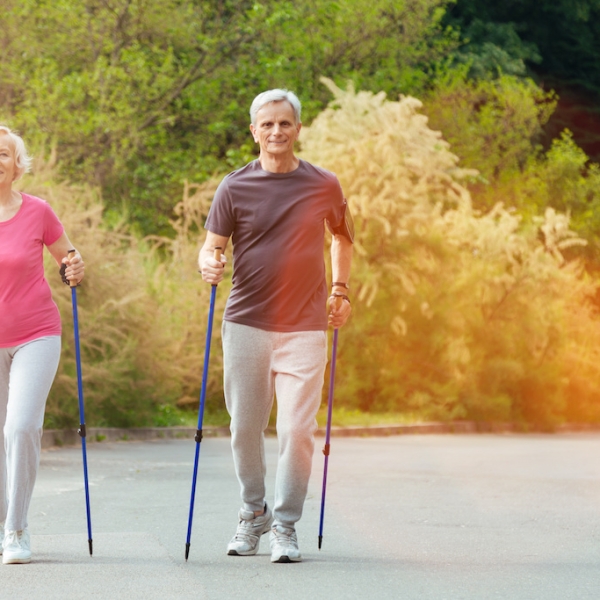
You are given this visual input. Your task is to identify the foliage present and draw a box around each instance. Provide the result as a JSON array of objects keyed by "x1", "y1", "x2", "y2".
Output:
[
  {"x1": 425, "y1": 70, "x2": 555, "y2": 198},
  {"x1": 251, "y1": 0, "x2": 456, "y2": 113},
  {"x1": 445, "y1": 0, "x2": 600, "y2": 94},
  {"x1": 18, "y1": 155, "x2": 220, "y2": 428},
  {"x1": 445, "y1": 18, "x2": 542, "y2": 79},
  {"x1": 0, "y1": 0, "x2": 456, "y2": 236},
  {"x1": 6, "y1": 0, "x2": 600, "y2": 428},
  {"x1": 20, "y1": 77, "x2": 600, "y2": 429},
  {"x1": 426, "y1": 73, "x2": 600, "y2": 268},
  {"x1": 1, "y1": 0, "x2": 266, "y2": 234},
  {"x1": 299, "y1": 80, "x2": 600, "y2": 426},
  {"x1": 540, "y1": 133, "x2": 600, "y2": 266},
  {"x1": 442, "y1": 0, "x2": 600, "y2": 168},
  {"x1": 144, "y1": 178, "x2": 227, "y2": 416}
]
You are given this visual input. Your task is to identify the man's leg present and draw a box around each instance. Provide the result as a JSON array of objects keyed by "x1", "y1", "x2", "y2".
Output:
[
  {"x1": 270, "y1": 330, "x2": 327, "y2": 562},
  {"x1": 222, "y1": 321, "x2": 276, "y2": 555}
]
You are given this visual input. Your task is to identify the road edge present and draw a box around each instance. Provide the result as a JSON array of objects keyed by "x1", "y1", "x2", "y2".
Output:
[{"x1": 41, "y1": 421, "x2": 600, "y2": 449}]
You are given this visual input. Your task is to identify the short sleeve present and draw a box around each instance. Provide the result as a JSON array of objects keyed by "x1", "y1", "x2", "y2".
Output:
[
  {"x1": 326, "y1": 176, "x2": 346, "y2": 229},
  {"x1": 42, "y1": 202, "x2": 65, "y2": 246},
  {"x1": 205, "y1": 177, "x2": 235, "y2": 237}
]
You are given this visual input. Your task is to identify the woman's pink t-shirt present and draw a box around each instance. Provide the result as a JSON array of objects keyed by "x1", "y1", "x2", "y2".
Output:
[{"x1": 0, "y1": 193, "x2": 65, "y2": 347}]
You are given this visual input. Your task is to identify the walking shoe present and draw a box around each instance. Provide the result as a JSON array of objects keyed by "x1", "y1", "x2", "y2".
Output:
[
  {"x1": 270, "y1": 525, "x2": 302, "y2": 563},
  {"x1": 227, "y1": 504, "x2": 274, "y2": 556},
  {"x1": 3, "y1": 529, "x2": 31, "y2": 564}
]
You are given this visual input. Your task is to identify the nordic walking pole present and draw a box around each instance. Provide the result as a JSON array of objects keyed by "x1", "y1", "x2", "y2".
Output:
[
  {"x1": 67, "y1": 249, "x2": 93, "y2": 557},
  {"x1": 319, "y1": 295, "x2": 342, "y2": 550},
  {"x1": 185, "y1": 246, "x2": 223, "y2": 561}
]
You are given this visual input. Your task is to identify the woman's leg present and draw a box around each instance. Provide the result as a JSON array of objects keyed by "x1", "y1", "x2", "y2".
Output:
[
  {"x1": 0, "y1": 346, "x2": 11, "y2": 525},
  {"x1": 4, "y1": 336, "x2": 61, "y2": 531}
]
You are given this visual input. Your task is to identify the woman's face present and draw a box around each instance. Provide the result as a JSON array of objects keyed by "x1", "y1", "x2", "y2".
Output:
[{"x1": 0, "y1": 133, "x2": 17, "y2": 187}]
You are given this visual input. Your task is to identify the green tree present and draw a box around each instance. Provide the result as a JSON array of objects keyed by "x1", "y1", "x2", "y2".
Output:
[
  {"x1": 426, "y1": 70, "x2": 600, "y2": 270},
  {"x1": 0, "y1": 0, "x2": 456, "y2": 235},
  {"x1": 443, "y1": 0, "x2": 600, "y2": 165},
  {"x1": 1, "y1": 0, "x2": 266, "y2": 233},
  {"x1": 520, "y1": 132, "x2": 600, "y2": 268},
  {"x1": 425, "y1": 70, "x2": 555, "y2": 208},
  {"x1": 445, "y1": 0, "x2": 600, "y2": 92}
]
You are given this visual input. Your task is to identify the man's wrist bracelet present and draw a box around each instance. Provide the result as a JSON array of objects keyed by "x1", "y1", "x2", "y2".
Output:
[
  {"x1": 332, "y1": 281, "x2": 349, "y2": 289},
  {"x1": 330, "y1": 292, "x2": 351, "y2": 304}
]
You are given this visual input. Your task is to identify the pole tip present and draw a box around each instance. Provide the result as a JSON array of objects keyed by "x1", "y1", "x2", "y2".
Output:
[
  {"x1": 88, "y1": 539, "x2": 93, "y2": 556},
  {"x1": 185, "y1": 543, "x2": 190, "y2": 561},
  {"x1": 318, "y1": 536, "x2": 323, "y2": 550}
]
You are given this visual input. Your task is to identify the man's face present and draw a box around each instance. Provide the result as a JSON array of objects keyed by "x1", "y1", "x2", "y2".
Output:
[{"x1": 250, "y1": 101, "x2": 301, "y2": 158}]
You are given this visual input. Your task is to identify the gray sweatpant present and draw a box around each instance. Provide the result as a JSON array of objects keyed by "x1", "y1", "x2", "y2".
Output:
[
  {"x1": 222, "y1": 321, "x2": 327, "y2": 529},
  {"x1": 0, "y1": 336, "x2": 61, "y2": 531}
]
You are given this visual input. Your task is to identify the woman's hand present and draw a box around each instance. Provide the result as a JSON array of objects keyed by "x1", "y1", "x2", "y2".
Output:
[{"x1": 62, "y1": 250, "x2": 85, "y2": 285}]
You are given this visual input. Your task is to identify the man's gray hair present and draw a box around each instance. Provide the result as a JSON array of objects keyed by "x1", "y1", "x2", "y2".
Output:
[
  {"x1": 0, "y1": 125, "x2": 32, "y2": 181},
  {"x1": 249, "y1": 89, "x2": 302, "y2": 126}
]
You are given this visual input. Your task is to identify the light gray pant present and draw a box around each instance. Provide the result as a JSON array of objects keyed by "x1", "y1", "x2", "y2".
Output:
[
  {"x1": 0, "y1": 336, "x2": 61, "y2": 531},
  {"x1": 222, "y1": 321, "x2": 327, "y2": 529}
]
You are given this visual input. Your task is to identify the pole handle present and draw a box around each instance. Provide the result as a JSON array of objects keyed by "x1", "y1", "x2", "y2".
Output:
[
  {"x1": 211, "y1": 246, "x2": 224, "y2": 288},
  {"x1": 67, "y1": 249, "x2": 77, "y2": 288}
]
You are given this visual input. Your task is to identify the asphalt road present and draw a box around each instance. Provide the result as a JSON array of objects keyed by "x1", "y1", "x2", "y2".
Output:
[{"x1": 3, "y1": 433, "x2": 600, "y2": 599}]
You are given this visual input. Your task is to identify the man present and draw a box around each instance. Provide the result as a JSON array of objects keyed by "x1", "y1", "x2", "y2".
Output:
[{"x1": 199, "y1": 89, "x2": 353, "y2": 563}]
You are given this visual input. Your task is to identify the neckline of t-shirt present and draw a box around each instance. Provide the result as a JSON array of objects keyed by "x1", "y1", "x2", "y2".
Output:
[
  {"x1": 254, "y1": 158, "x2": 305, "y2": 178},
  {"x1": 0, "y1": 192, "x2": 27, "y2": 226}
]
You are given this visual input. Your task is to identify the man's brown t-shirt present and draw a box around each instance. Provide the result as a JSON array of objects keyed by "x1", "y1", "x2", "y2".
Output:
[{"x1": 205, "y1": 159, "x2": 346, "y2": 332}]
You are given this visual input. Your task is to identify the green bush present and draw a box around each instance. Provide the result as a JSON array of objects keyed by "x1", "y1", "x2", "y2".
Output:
[
  {"x1": 21, "y1": 158, "x2": 218, "y2": 428},
  {"x1": 21, "y1": 76, "x2": 600, "y2": 430},
  {"x1": 299, "y1": 79, "x2": 600, "y2": 427}
]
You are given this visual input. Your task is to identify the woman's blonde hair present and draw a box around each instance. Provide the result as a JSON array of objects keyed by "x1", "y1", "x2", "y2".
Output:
[{"x1": 0, "y1": 125, "x2": 32, "y2": 181}]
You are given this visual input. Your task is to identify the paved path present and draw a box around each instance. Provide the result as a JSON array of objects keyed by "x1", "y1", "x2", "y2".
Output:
[{"x1": 3, "y1": 434, "x2": 600, "y2": 599}]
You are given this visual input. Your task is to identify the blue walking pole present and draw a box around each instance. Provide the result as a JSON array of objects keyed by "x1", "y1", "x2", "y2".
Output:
[
  {"x1": 67, "y1": 250, "x2": 93, "y2": 556},
  {"x1": 319, "y1": 296, "x2": 342, "y2": 550},
  {"x1": 185, "y1": 247, "x2": 222, "y2": 561}
]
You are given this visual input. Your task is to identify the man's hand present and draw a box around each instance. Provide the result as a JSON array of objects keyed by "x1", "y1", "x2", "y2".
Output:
[
  {"x1": 199, "y1": 250, "x2": 226, "y2": 285},
  {"x1": 328, "y1": 294, "x2": 351, "y2": 329},
  {"x1": 198, "y1": 232, "x2": 229, "y2": 285}
]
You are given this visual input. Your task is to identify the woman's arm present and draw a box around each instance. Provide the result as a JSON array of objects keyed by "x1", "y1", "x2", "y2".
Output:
[{"x1": 47, "y1": 232, "x2": 85, "y2": 285}]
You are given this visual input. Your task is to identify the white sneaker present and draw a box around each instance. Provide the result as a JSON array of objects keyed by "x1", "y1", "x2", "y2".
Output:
[
  {"x1": 270, "y1": 525, "x2": 302, "y2": 563},
  {"x1": 3, "y1": 529, "x2": 31, "y2": 564},
  {"x1": 227, "y1": 504, "x2": 274, "y2": 556}
]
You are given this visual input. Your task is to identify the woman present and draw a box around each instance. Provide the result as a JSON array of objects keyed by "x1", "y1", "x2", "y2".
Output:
[{"x1": 0, "y1": 125, "x2": 84, "y2": 564}]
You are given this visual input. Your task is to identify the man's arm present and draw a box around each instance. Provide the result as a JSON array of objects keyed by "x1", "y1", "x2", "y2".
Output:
[
  {"x1": 328, "y1": 234, "x2": 353, "y2": 329},
  {"x1": 198, "y1": 230, "x2": 230, "y2": 285}
]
